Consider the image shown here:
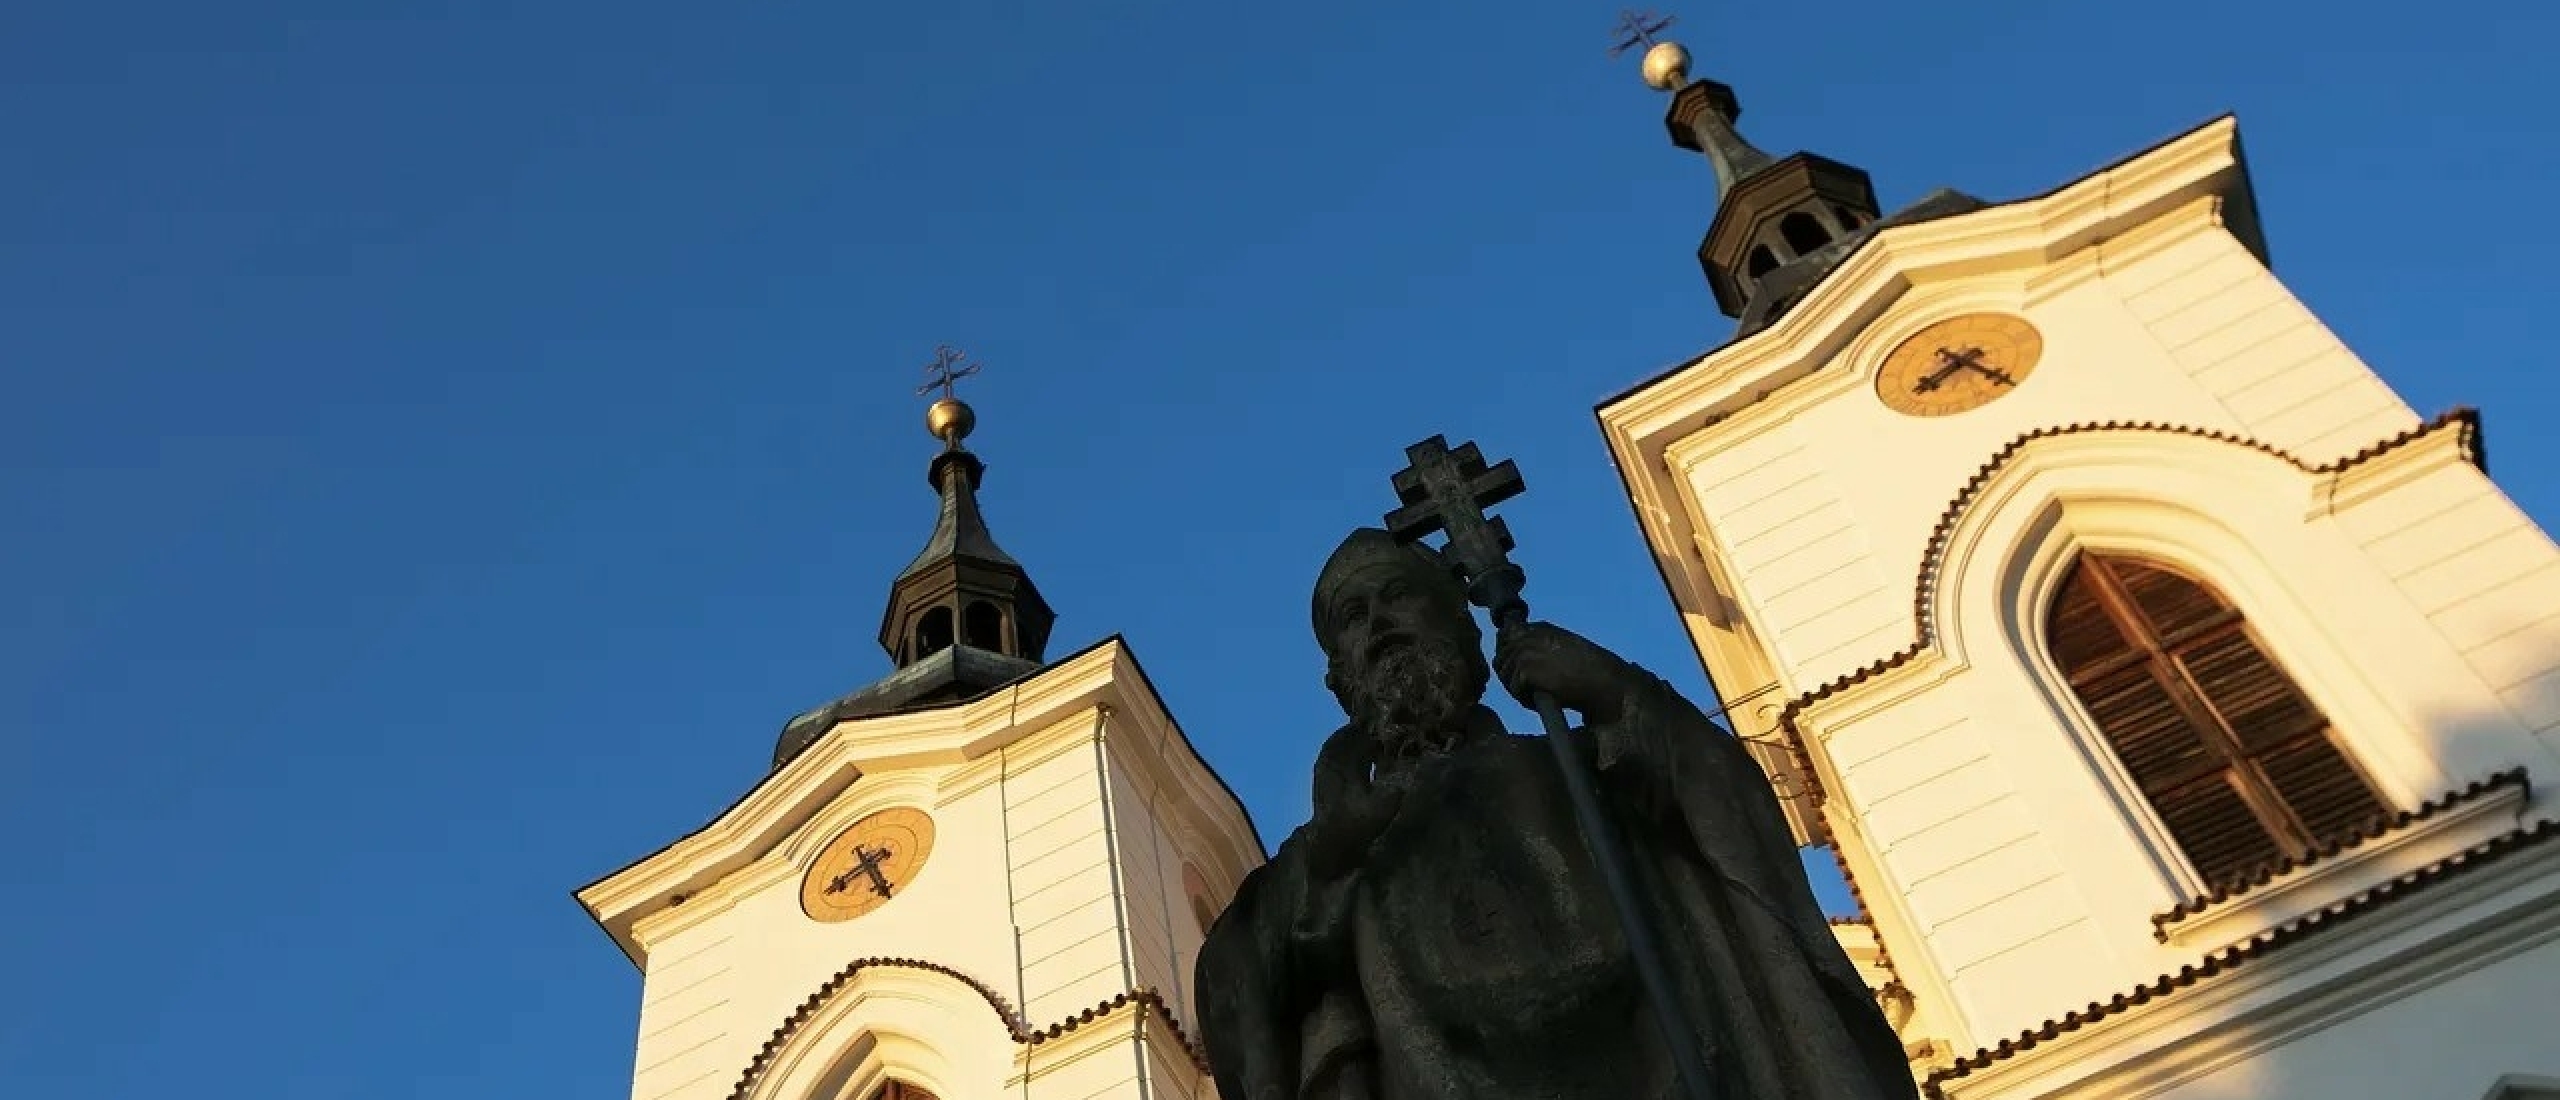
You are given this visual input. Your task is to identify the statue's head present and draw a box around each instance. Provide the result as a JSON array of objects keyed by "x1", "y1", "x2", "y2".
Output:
[{"x1": 1312, "y1": 528, "x2": 1489, "y2": 753}]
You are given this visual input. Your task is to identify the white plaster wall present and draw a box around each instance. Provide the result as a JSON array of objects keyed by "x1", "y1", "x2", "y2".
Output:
[
  {"x1": 2148, "y1": 934, "x2": 2560, "y2": 1100},
  {"x1": 1647, "y1": 202, "x2": 2560, "y2": 1049},
  {"x1": 605, "y1": 662, "x2": 1254, "y2": 1100},
  {"x1": 1107, "y1": 746, "x2": 1200, "y2": 1021},
  {"x1": 2330, "y1": 454, "x2": 2560, "y2": 755},
  {"x1": 623, "y1": 758, "x2": 1030, "y2": 1100},
  {"x1": 2108, "y1": 224, "x2": 2413, "y2": 465},
  {"x1": 1604, "y1": 115, "x2": 2560, "y2": 1083},
  {"x1": 1673, "y1": 210, "x2": 2426, "y2": 699},
  {"x1": 614, "y1": 709, "x2": 1182, "y2": 1100},
  {"x1": 1799, "y1": 429, "x2": 2560, "y2": 1046},
  {"x1": 1001, "y1": 716, "x2": 1137, "y2": 1027}
]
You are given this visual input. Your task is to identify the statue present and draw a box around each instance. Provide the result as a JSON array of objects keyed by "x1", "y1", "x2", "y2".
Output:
[{"x1": 1193, "y1": 523, "x2": 1918, "y2": 1099}]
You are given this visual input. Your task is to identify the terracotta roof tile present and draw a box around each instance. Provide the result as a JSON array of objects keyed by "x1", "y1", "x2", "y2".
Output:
[
  {"x1": 2149, "y1": 768, "x2": 2529, "y2": 939},
  {"x1": 725, "y1": 957, "x2": 1209, "y2": 1100},
  {"x1": 1920, "y1": 815, "x2": 2560, "y2": 1098}
]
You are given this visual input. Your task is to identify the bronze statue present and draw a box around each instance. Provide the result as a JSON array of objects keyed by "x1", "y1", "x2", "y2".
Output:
[{"x1": 1195, "y1": 527, "x2": 1917, "y2": 1099}]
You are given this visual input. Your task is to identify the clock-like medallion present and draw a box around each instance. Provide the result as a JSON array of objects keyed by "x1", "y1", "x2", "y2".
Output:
[
  {"x1": 1874, "y1": 312, "x2": 2043, "y2": 417},
  {"x1": 802, "y1": 807, "x2": 935, "y2": 922}
]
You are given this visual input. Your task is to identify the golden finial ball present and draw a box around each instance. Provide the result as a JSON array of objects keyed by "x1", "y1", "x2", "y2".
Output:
[
  {"x1": 925, "y1": 397, "x2": 976, "y2": 444},
  {"x1": 1640, "y1": 41, "x2": 1691, "y2": 92}
]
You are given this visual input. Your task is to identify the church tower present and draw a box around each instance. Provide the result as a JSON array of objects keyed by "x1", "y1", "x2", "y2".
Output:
[
  {"x1": 1598, "y1": 32, "x2": 2560, "y2": 1100},
  {"x1": 578, "y1": 357, "x2": 1262, "y2": 1100}
]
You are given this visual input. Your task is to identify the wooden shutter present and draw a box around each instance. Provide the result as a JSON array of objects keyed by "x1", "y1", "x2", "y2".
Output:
[
  {"x1": 2048, "y1": 554, "x2": 2387, "y2": 888},
  {"x1": 875, "y1": 1082, "x2": 939, "y2": 1100}
]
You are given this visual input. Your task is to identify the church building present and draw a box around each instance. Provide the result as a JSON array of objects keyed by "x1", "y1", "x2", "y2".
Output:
[
  {"x1": 1596, "y1": 33, "x2": 2560, "y2": 1100},
  {"x1": 576, "y1": 33, "x2": 2560, "y2": 1100},
  {"x1": 575, "y1": 385, "x2": 1261, "y2": 1100}
]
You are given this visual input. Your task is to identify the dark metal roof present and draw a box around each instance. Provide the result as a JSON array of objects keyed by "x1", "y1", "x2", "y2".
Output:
[
  {"x1": 895, "y1": 448, "x2": 1021, "y2": 581},
  {"x1": 1733, "y1": 188, "x2": 1990, "y2": 337},
  {"x1": 771, "y1": 643, "x2": 1044, "y2": 770},
  {"x1": 1665, "y1": 78, "x2": 1777, "y2": 201}
]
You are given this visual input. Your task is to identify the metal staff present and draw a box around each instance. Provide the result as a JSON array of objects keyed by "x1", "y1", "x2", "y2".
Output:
[{"x1": 1383, "y1": 435, "x2": 1724, "y2": 1100}]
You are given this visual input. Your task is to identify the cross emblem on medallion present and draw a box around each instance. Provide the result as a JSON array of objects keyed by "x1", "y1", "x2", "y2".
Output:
[{"x1": 825, "y1": 844, "x2": 897, "y2": 900}]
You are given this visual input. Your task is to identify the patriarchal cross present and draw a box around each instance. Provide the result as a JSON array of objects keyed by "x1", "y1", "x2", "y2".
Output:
[
  {"x1": 825, "y1": 844, "x2": 896, "y2": 900},
  {"x1": 1385, "y1": 436, "x2": 1527, "y2": 623},
  {"x1": 917, "y1": 344, "x2": 981, "y2": 400},
  {"x1": 1607, "y1": 9, "x2": 1677, "y2": 58},
  {"x1": 1379, "y1": 434, "x2": 1724, "y2": 1100}
]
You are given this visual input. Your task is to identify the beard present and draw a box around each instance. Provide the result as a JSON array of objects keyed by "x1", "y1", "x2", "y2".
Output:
[{"x1": 1356, "y1": 638, "x2": 1484, "y2": 761}]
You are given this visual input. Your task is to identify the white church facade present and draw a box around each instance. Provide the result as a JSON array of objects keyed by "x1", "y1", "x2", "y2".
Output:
[
  {"x1": 1598, "y1": 40, "x2": 2560, "y2": 1100},
  {"x1": 577, "y1": 44, "x2": 2560, "y2": 1100}
]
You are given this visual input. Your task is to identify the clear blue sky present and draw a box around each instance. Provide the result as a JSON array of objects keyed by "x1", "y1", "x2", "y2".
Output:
[{"x1": 4, "y1": 1, "x2": 2554, "y2": 1096}]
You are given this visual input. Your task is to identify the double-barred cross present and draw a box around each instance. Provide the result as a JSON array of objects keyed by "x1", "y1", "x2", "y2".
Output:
[
  {"x1": 918, "y1": 345, "x2": 981, "y2": 401},
  {"x1": 1384, "y1": 435, "x2": 1531, "y2": 625},
  {"x1": 1608, "y1": 9, "x2": 1677, "y2": 58}
]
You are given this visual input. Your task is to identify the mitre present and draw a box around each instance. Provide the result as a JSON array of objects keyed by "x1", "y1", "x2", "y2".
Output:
[{"x1": 1311, "y1": 528, "x2": 1459, "y2": 650}]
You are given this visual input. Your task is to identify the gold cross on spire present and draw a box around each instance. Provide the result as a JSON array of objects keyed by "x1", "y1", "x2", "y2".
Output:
[{"x1": 917, "y1": 344, "x2": 982, "y2": 401}]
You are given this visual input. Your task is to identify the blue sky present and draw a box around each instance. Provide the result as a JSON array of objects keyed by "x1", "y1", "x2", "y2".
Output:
[{"x1": 4, "y1": 1, "x2": 2555, "y2": 1096}]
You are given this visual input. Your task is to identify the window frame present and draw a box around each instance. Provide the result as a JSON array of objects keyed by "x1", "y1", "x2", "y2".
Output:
[{"x1": 2048, "y1": 551, "x2": 2391, "y2": 886}]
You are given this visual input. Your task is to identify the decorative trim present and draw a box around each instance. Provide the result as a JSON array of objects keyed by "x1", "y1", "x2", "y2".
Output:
[
  {"x1": 2149, "y1": 768, "x2": 2530, "y2": 939},
  {"x1": 1754, "y1": 411, "x2": 2484, "y2": 1059},
  {"x1": 578, "y1": 634, "x2": 1273, "y2": 971},
  {"x1": 1920, "y1": 816, "x2": 2560, "y2": 1097},
  {"x1": 1829, "y1": 842, "x2": 1902, "y2": 984},
  {"x1": 1772, "y1": 409, "x2": 2483, "y2": 760},
  {"x1": 727, "y1": 957, "x2": 1211, "y2": 1100}
]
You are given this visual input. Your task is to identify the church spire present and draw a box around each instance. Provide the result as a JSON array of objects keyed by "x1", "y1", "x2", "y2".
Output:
[
  {"x1": 771, "y1": 346, "x2": 1055, "y2": 771},
  {"x1": 1621, "y1": 16, "x2": 1886, "y2": 324},
  {"x1": 878, "y1": 346, "x2": 1056, "y2": 668}
]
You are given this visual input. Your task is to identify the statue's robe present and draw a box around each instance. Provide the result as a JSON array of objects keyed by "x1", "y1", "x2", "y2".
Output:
[{"x1": 1197, "y1": 681, "x2": 1916, "y2": 1100}]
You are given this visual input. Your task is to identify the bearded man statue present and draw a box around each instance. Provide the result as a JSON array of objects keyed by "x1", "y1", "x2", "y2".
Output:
[{"x1": 1194, "y1": 528, "x2": 1917, "y2": 1100}]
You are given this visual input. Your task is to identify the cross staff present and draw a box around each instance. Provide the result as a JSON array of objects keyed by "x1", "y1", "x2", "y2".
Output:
[{"x1": 1384, "y1": 434, "x2": 1725, "y2": 1100}]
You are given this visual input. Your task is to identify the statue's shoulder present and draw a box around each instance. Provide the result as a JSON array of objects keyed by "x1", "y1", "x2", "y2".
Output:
[
  {"x1": 1259, "y1": 825, "x2": 1324, "y2": 881},
  {"x1": 1201, "y1": 828, "x2": 1320, "y2": 961}
]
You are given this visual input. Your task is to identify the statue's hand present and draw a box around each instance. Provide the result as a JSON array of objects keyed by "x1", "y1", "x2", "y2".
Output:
[
  {"x1": 1497, "y1": 621, "x2": 1676, "y2": 816},
  {"x1": 1493, "y1": 621, "x2": 1643, "y2": 725}
]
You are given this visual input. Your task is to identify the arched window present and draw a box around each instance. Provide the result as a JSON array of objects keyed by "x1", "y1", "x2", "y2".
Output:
[
  {"x1": 961, "y1": 600, "x2": 1004, "y2": 651},
  {"x1": 1779, "y1": 210, "x2": 1831, "y2": 255},
  {"x1": 915, "y1": 607, "x2": 955, "y2": 659},
  {"x1": 2046, "y1": 553, "x2": 2387, "y2": 888},
  {"x1": 1746, "y1": 244, "x2": 1781, "y2": 279},
  {"x1": 1831, "y1": 204, "x2": 1864, "y2": 232},
  {"x1": 870, "y1": 1082, "x2": 938, "y2": 1100}
]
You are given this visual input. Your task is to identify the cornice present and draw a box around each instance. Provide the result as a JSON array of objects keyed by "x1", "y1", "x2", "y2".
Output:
[
  {"x1": 576, "y1": 640, "x2": 1130, "y2": 967},
  {"x1": 1600, "y1": 116, "x2": 2250, "y2": 457},
  {"x1": 2151, "y1": 768, "x2": 2531, "y2": 944},
  {"x1": 1924, "y1": 815, "x2": 2560, "y2": 1099},
  {"x1": 1773, "y1": 411, "x2": 2482, "y2": 774}
]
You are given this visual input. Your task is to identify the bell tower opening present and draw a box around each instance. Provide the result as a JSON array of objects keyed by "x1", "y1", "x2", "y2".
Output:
[
  {"x1": 1779, "y1": 210, "x2": 1831, "y2": 254},
  {"x1": 2046, "y1": 552, "x2": 2387, "y2": 888},
  {"x1": 961, "y1": 600, "x2": 1004, "y2": 651},
  {"x1": 915, "y1": 607, "x2": 955, "y2": 660}
]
